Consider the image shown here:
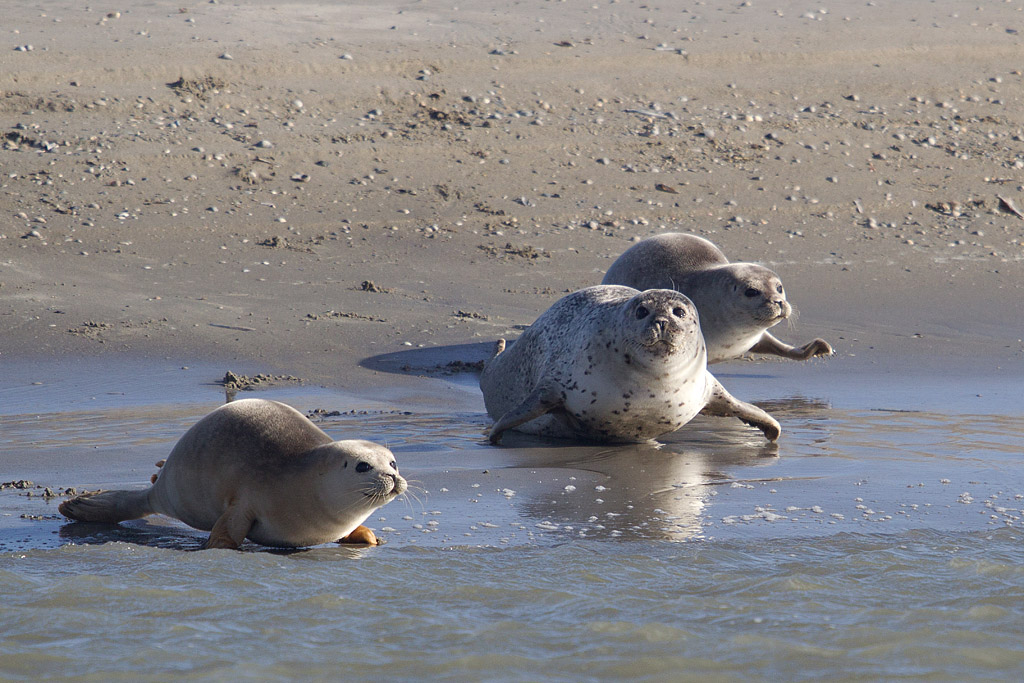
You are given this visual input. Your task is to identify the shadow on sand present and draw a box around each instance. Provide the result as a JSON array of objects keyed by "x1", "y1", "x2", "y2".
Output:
[{"x1": 360, "y1": 341, "x2": 498, "y2": 378}]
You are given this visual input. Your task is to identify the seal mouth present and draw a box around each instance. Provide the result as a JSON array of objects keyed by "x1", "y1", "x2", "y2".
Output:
[
  {"x1": 756, "y1": 300, "x2": 791, "y2": 323},
  {"x1": 643, "y1": 335, "x2": 675, "y2": 348},
  {"x1": 636, "y1": 335, "x2": 683, "y2": 359},
  {"x1": 639, "y1": 332, "x2": 679, "y2": 349},
  {"x1": 362, "y1": 474, "x2": 407, "y2": 500}
]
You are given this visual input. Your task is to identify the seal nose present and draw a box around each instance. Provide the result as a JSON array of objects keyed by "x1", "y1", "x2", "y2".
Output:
[{"x1": 386, "y1": 472, "x2": 407, "y2": 495}]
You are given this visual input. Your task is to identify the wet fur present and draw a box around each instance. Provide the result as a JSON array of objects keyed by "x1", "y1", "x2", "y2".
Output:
[{"x1": 60, "y1": 399, "x2": 406, "y2": 549}]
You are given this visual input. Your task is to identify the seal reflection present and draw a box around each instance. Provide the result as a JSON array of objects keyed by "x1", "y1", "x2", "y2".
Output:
[{"x1": 502, "y1": 435, "x2": 780, "y2": 542}]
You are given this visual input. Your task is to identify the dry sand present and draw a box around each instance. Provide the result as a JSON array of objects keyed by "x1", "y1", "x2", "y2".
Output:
[{"x1": 2, "y1": 0, "x2": 1023, "y2": 392}]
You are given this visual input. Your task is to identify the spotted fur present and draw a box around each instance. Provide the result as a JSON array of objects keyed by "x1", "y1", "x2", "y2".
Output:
[{"x1": 480, "y1": 285, "x2": 780, "y2": 443}]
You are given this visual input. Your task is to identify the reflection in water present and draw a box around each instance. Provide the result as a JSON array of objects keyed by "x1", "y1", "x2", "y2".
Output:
[
  {"x1": 311, "y1": 410, "x2": 489, "y2": 453},
  {"x1": 54, "y1": 518, "x2": 371, "y2": 557},
  {"x1": 510, "y1": 441, "x2": 783, "y2": 542},
  {"x1": 57, "y1": 518, "x2": 206, "y2": 551},
  {"x1": 481, "y1": 396, "x2": 831, "y2": 542}
]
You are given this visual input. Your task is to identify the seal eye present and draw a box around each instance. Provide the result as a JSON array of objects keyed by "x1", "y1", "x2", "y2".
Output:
[
  {"x1": 672, "y1": 307, "x2": 685, "y2": 317},
  {"x1": 744, "y1": 288, "x2": 760, "y2": 298},
  {"x1": 355, "y1": 462, "x2": 372, "y2": 473},
  {"x1": 389, "y1": 461, "x2": 397, "y2": 470},
  {"x1": 776, "y1": 284, "x2": 784, "y2": 294},
  {"x1": 635, "y1": 306, "x2": 649, "y2": 320}
]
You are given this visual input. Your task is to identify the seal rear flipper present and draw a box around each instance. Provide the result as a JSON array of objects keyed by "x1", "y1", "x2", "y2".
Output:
[
  {"x1": 750, "y1": 332, "x2": 833, "y2": 361},
  {"x1": 58, "y1": 489, "x2": 153, "y2": 524},
  {"x1": 204, "y1": 501, "x2": 254, "y2": 550},
  {"x1": 488, "y1": 384, "x2": 563, "y2": 444},
  {"x1": 701, "y1": 376, "x2": 781, "y2": 442}
]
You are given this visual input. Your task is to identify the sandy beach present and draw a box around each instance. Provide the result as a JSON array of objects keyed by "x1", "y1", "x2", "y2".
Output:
[
  {"x1": 2, "y1": 0, "x2": 1022, "y2": 384},
  {"x1": 2, "y1": 1, "x2": 1024, "y2": 679}
]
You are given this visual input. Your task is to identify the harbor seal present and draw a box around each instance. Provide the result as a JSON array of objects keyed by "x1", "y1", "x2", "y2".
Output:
[
  {"x1": 58, "y1": 398, "x2": 406, "y2": 549},
  {"x1": 479, "y1": 285, "x2": 780, "y2": 443},
  {"x1": 602, "y1": 233, "x2": 832, "y2": 363}
]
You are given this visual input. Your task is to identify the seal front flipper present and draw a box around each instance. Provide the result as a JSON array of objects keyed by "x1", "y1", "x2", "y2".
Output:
[
  {"x1": 793, "y1": 337, "x2": 833, "y2": 359},
  {"x1": 750, "y1": 332, "x2": 833, "y2": 361},
  {"x1": 338, "y1": 525, "x2": 379, "y2": 545},
  {"x1": 488, "y1": 384, "x2": 563, "y2": 444},
  {"x1": 204, "y1": 499, "x2": 254, "y2": 550},
  {"x1": 700, "y1": 375, "x2": 781, "y2": 442}
]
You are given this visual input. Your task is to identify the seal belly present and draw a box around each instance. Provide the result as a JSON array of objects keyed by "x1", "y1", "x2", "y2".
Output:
[
  {"x1": 562, "y1": 360, "x2": 707, "y2": 442},
  {"x1": 247, "y1": 509, "x2": 373, "y2": 548}
]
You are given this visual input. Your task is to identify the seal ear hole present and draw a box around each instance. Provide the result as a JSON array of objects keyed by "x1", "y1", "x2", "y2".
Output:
[
  {"x1": 635, "y1": 306, "x2": 649, "y2": 320},
  {"x1": 744, "y1": 288, "x2": 760, "y2": 298},
  {"x1": 672, "y1": 307, "x2": 686, "y2": 318},
  {"x1": 355, "y1": 461, "x2": 372, "y2": 473}
]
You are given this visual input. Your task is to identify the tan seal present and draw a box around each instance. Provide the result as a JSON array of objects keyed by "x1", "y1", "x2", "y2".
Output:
[
  {"x1": 602, "y1": 233, "x2": 832, "y2": 363},
  {"x1": 59, "y1": 398, "x2": 406, "y2": 549},
  {"x1": 479, "y1": 285, "x2": 780, "y2": 443}
]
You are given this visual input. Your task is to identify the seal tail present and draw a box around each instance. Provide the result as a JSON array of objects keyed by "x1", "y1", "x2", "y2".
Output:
[{"x1": 58, "y1": 489, "x2": 154, "y2": 524}]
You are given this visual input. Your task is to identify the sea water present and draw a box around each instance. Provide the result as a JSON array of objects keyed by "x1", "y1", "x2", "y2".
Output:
[{"x1": 1, "y1": 356, "x2": 1022, "y2": 681}]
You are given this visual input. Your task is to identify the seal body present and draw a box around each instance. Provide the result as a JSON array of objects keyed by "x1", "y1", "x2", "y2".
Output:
[
  {"x1": 602, "y1": 233, "x2": 832, "y2": 363},
  {"x1": 59, "y1": 399, "x2": 406, "y2": 549},
  {"x1": 480, "y1": 285, "x2": 780, "y2": 443}
]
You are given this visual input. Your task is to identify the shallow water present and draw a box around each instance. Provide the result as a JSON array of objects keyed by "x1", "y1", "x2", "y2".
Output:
[{"x1": 2, "y1": 357, "x2": 1023, "y2": 680}]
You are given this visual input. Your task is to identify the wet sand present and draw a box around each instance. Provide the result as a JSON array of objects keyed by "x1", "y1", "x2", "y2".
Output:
[
  {"x1": 3, "y1": 354, "x2": 1022, "y2": 548},
  {"x1": 2, "y1": 0, "x2": 1022, "y2": 387}
]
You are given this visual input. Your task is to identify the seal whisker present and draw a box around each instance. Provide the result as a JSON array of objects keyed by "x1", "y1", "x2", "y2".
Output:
[{"x1": 399, "y1": 483, "x2": 428, "y2": 514}]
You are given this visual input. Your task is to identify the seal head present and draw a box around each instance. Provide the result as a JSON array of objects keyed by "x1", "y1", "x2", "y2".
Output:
[
  {"x1": 620, "y1": 289, "x2": 702, "y2": 360},
  {"x1": 687, "y1": 263, "x2": 794, "y2": 362},
  {"x1": 602, "y1": 232, "x2": 832, "y2": 363}
]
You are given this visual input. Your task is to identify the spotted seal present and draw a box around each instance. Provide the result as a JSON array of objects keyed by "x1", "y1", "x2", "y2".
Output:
[
  {"x1": 59, "y1": 398, "x2": 406, "y2": 549},
  {"x1": 479, "y1": 285, "x2": 780, "y2": 443},
  {"x1": 602, "y1": 233, "x2": 832, "y2": 363}
]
